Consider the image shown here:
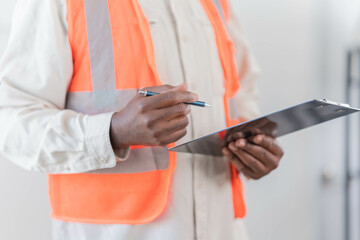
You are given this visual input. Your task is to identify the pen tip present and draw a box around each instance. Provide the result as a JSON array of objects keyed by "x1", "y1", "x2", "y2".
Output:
[{"x1": 205, "y1": 103, "x2": 211, "y2": 107}]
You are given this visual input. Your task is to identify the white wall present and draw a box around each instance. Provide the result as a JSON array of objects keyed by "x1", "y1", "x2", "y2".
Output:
[
  {"x1": 232, "y1": 0, "x2": 360, "y2": 240},
  {"x1": 315, "y1": 1, "x2": 360, "y2": 239},
  {"x1": 0, "y1": 2, "x2": 52, "y2": 240}
]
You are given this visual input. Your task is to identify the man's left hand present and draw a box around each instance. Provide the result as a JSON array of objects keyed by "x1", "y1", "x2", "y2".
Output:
[{"x1": 222, "y1": 135, "x2": 284, "y2": 180}]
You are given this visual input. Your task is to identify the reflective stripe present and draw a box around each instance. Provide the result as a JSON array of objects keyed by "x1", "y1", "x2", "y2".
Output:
[
  {"x1": 52, "y1": 0, "x2": 177, "y2": 225},
  {"x1": 83, "y1": 0, "x2": 117, "y2": 106},
  {"x1": 212, "y1": 0, "x2": 225, "y2": 22},
  {"x1": 228, "y1": 97, "x2": 238, "y2": 120},
  {"x1": 89, "y1": 147, "x2": 169, "y2": 174},
  {"x1": 66, "y1": 89, "x2": 137, "y2": 114}
]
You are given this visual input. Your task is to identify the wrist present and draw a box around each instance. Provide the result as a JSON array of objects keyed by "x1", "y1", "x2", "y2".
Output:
[{"x1": 110, "y1": 112, "x2": 130, "y2": 150}]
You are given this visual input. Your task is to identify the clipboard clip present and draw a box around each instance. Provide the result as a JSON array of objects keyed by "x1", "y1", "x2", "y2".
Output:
[{"x1": 320, "y1": 99, "x2": 350, "y2": 108}]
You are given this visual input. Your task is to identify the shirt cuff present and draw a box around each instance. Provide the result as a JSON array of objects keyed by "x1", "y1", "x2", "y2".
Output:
[{"x1": 84, "y1": 112, "x2": 117, "y2": 170}]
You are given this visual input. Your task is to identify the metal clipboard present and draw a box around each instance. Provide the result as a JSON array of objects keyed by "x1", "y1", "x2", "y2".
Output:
[{"x1": 169, "y1": 99, "x2": 360, "y2": 156}]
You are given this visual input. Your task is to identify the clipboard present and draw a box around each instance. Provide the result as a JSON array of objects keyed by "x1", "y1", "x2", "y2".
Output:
[{"x1": 169, "y1": 99, "x2": 360, "y2": 156}]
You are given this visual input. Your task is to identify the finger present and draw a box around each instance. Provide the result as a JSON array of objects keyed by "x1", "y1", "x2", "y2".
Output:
[
  {"x1": 222, "y1": 147, "x2": 232, "y2": 158},
  {"x1": 153, "y1": 115, "x2": 189, "y2": 138},
  {"x1": 230, "y1": 159, "x2": 245, "y2": 172},
  {"x1": 224, "y1": 118, "x2": 273, "y2": 143},
  {"x1": 141, "y1": 90, "x2": 199, "y2": 110},
  {"x1": 225, "y1": 131, "x2": 245, "y2": 143},
  {"x1": 141, "y1": 84, "x2": 175, "y2": 93},
  {"x1": 241, "y1": 167, "x2": 262, "y2": 180},
  {"x1": 235, "y1": 138, "x2": 279, "y2": 169},
  {"x1": 240, "y1": 118, "x2": 270, "y2": 136},
  {"x1": 170, "y1": 82, "x2": 188, "y2": 91},
  {"x1": 222, "y1": 147, "x2": 245, "y2": 171},
  {"x1": 248, "y1": 135, "x2": 284, "y2": 157},
  {"x1": 228, "y1": 142, "x2": 267, "y2": 173},
  {"x1": 157, "y1": 128, "x2": 187, "y2": 146},
  {"x1": 262, "y1": 121, "x2": 279, "y2": 138},
  {"x1": 225, "y1": 118, "x2": 276, "y2": 143},
  {"x1": 141, "y1": 83, "x2": 188, "y2": 94},
  {"x1": 148, "y1": 103, "x2": 191, "y2": 123}
]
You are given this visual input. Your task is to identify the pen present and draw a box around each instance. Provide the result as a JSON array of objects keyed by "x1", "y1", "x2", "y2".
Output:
[{"x1": 138, "y1": 90, "x2": 211, "y2": 107}]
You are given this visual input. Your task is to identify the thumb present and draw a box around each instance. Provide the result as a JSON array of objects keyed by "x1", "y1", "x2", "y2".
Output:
[
  {"x1": 141, "y1": 84, "x2": 175, "y2": 93},
  {"x1": 170, "y1": 82, "x2": 188, "y2": 91}
]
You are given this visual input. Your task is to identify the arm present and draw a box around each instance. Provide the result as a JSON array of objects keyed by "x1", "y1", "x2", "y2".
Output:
[
  {"x1": 0, "y1": 0, "x2": 195, "y2": 174},
  {"x1": 223, "y1": 3, "x2": 284, "y2": 179},
  {"x1": 0, "y1": 0, "x2": 118, "y2": 173}
]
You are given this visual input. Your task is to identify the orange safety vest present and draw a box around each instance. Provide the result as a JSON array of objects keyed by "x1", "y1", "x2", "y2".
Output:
[{"x1": 49, "y1": 0, "x2": 246, "y2": 224}]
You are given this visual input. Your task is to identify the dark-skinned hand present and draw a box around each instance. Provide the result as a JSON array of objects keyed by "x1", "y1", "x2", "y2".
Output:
[
  {"x1": 222, "y1": 134, "x2": 284, "y2": 180},
  {"x1": 110, "y1": 83, "x2": 198, "y2": 149}
]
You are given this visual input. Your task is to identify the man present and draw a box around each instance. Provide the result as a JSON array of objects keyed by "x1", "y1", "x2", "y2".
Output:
[{"x1": 0, "y1": 0, "x2": 283, "y2": 239}]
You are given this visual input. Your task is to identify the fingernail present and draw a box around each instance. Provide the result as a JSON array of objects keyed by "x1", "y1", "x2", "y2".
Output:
[
  {"x1": 236, "y1": 139, "x2": 246, "y2": 148},
  {"x1": 254, "y1": 136, "x2": 262, "y2": 144}
]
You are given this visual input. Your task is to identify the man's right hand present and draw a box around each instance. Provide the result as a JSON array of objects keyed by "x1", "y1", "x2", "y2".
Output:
[{"x1": 110, "y1": 83, "x2": 198, "y2": 149}]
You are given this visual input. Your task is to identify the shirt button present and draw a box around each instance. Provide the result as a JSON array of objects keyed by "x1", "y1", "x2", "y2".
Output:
[
  {"x1": 101, "y1": 159, "x2": 107, "y2": 164},
  {"x1": 182, "y1": 35, "x2": 188, "y2": 42}
]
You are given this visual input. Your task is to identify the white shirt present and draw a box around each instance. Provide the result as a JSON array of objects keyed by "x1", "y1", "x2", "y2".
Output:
[{"x1": 0, "y1": 0, "x2": 259, "y2": 239}]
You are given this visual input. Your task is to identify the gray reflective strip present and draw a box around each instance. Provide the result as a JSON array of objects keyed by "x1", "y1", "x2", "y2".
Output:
[
  {"x1": 211, "y1": 0, "x2": 225, "y2": 23},
  {"x1": 228, "y1": 97, "x2": 239, "y2": 120},
  {"x1": 83, "y1": 0, "x2": 117, "y2": 109},
  {"x1": 68, "y1": 3, "x2": 170, "y2": 175},
  {"x1": 66, "y1": 89, "x2": 137, "y2": 114},
  {"x1": 88, "y1": 147, "x2": 170, "y2": 174}
]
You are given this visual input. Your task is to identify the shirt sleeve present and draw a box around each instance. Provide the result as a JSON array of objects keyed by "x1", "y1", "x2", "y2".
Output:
[
  {"x1": 226, "y1": 2, "x2": 260, "y2": 121},
  {"x1": 0, "y1": 0, "x2": 127, "y2": 174}
]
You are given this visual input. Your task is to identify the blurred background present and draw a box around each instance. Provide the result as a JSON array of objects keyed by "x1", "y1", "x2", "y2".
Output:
[{"x1": 1, "y1": 0, "x2": 360, "y2": 239}]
